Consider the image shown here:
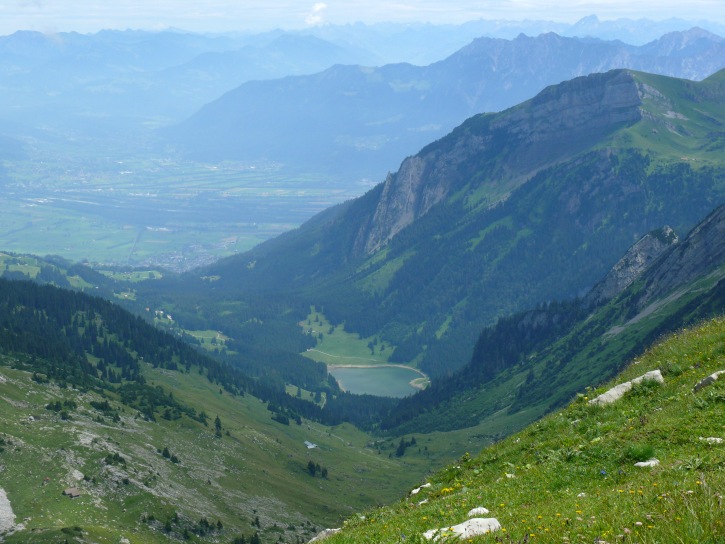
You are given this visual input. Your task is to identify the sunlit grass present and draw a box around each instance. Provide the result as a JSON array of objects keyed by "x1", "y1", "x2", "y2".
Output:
[
  {"x1": 301, "y1": 307, "x2": 394, "y2": 365},
  {"x1": 325, "y1": 317, "x2": 725, "y2": 542}
]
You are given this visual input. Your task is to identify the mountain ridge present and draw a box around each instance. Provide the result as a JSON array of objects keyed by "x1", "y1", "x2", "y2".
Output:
[
  {"x1": 355, "y1": 69, "x2": 645, "y2": 255},
  {"x1": 175, "y1": 68, "x2": 725, "y2": 378},
  {"x1": 170, "y1": 30, "x2": 725, "y2": 180}
]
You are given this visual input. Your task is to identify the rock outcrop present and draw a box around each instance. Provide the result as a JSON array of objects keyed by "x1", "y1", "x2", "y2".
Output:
[
  {"x1": 585, "y1": 226, "x2": 678, "y2": 306},
  {"x1": 589, "y1": 369, "x2": 664, "y2": 406},
  {"x1": 693, "y1": 370, "x2": 725, "y2": 392},
  {"x1": 635, "y1": 204, "x2": 725, "y2": 310},
  {"x1": 0, "y1": 489, "x2": 15, "y2": 535}
]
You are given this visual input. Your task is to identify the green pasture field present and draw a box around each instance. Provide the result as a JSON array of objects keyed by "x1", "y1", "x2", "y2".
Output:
[
  {"x1": 0, "y1": 252, "x2": 40, "y2": 277},
  {"x1": 184, "y1": 329, "x2": 230, "y2": 351},
  {"x1": 301, "y1": 308, "x2": 394, "y2": 365}
]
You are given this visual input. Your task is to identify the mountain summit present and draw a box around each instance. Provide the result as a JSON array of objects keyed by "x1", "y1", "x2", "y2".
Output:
[
  {"x1": 355, "y1": 69, "x2": 645, "y2": 255},
  {"x1": 181, "y1": 68, "x2": 725, "y2": 378}
]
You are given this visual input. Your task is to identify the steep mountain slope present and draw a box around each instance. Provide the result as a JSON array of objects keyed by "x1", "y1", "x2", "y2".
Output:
[
  {"x1": 319, "y1": 316, "x2": 725, "y2": 543},
  {"x1": 170, "y1": 29, "x2": 725, "y2": 179},
  {"x1": 382, "y1": 203, "x2": 725, "y2": 434},
  {"x1": 174, "y1": 68, "x2": 725, "y2": 379},
  {"x1": 0, "y1": 279, "x2": 441, "y2": 542}
]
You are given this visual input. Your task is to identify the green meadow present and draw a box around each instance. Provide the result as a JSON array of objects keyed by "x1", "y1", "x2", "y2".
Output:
[{"x1": 301, "y1": 307, "x2": 430, "y2": 397}]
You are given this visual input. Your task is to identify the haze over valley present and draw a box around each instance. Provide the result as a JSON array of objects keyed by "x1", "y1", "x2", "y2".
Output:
[
  {"x1": 0, "y1": 3, "x2": 724, "y2": 543},
  {"x1": 1, "y1": 16, "x2": 724, "y2": 270}
]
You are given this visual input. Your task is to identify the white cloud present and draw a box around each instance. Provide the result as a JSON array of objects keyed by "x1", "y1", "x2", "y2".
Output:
[{"x1": 305, "y1": 2, "x2": 328, "y2": 26}]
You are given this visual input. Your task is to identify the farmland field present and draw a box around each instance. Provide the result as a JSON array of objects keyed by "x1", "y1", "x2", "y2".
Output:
[{"x1": 0, "y1": 141, "x2": 375, "y2": 271}]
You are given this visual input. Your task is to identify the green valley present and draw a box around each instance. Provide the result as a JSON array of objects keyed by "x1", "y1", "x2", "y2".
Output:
[
  {"x1": 0, "y1": 144, "x2": 366, "y2": 272},
  {"x1": 0, "y1": 279, "x2": 472, "y2": 543},
  {"x1": 2, "y1": 66, "x2": 725, "y2": 544}
]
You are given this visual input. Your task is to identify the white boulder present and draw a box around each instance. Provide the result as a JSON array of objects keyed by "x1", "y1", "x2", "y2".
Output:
[
  {"x1": 634, "y1": 458, "x2": 660, "y2": 467},
  {"x1": 423, "y1": 518, "x2": 501, "y2": 540},
  {"x1": 308, "y1": 528, "x2": 341, "y2": 542},
  {"x1": 411, "y1": 483, "x2": 432, "y2": 495},
  {"x1": 589, "y1": 370, "x2": 664, "y2": 406}
]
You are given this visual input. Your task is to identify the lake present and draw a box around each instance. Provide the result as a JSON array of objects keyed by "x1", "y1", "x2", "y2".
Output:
[{"x1": 328, "y1": 365, "x2": 424, "y2": 398}]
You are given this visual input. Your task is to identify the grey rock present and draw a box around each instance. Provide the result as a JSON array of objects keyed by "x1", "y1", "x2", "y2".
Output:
[
  {"x1": 585, "y1": 227, "x2": 678, "y2": 306},
  {"x1": 694, "y1": 370, "x2": 725, "y2": 392},
  {"x1": 308, "y1": 528, "x2": 342, "y2": 542},
  {"x1": 423, "y1": 518, "x2": 501, "y2": 540}
]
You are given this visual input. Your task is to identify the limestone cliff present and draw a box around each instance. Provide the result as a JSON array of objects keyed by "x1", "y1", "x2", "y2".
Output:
[
  {"x1": 635, "y1": 204, "x2": 725, "y2": 309},
  {"x1": 585, "y1": 226, "x2": 679, "y2": 306},
  {"x1": 355, "y1": 70, "x2": 645, "y2": 256}
]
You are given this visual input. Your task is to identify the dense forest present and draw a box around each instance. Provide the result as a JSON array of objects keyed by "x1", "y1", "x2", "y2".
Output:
[
  {"x1": 0, "y1": 278, "x2": 396, "y2": 429},
  {"x1": 379, "y1": 269, "x2": 725, "y2": 434}
]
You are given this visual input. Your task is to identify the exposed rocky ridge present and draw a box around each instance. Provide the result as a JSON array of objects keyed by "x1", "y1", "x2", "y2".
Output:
[
  {"x1": 356, "y1": 70, "x2": 644, "y2": 255},
  {"x1": 584, "y1": 226, "x2": 679, "y2": 306},
  {"x1": 634, "y1": 203, "x2": 725, "y2": 309}
]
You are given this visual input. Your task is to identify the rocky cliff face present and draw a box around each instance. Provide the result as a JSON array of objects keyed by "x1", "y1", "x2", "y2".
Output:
[
  {"x1": 355, "y1": 70, "x2": 645, "y2": 256},
  {"x1": 635, "y1": 204, "x2": 725, "y2": 309},
  {"x1": 585, "y1": 226, "x2": 679, "y2": 306}
]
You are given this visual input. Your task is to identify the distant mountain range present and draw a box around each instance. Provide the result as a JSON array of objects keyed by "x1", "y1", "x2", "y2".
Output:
[
  {"x1": 170, "y1": 28, "x2": 725, "y2": 180},
  {"x1": 0, "y1": 17, "x2": 722, "y2": 144},
  {"x1": 0, "y1": 30, "x2": 374, "y2": 135}
]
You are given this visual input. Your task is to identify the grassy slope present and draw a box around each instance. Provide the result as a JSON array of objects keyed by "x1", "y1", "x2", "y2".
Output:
[
  {"x1": 324, "y1": 317, "x2": 725, "y2": 543},
  {"x1": 0, "y1": 354, "x2": 463, "y2": 544},
  {"x1": 301, "y1": 307, "x2": 394, "y2": 366}
]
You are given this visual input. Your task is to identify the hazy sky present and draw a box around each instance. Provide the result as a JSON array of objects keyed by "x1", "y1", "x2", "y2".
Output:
[{"x1": 2, "y1": 0, "x2": 724, "y2": 35}]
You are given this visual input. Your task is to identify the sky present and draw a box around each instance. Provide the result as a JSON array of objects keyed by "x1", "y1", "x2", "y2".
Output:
[{"x1": 1, "y1": 0, "x2": 724, "y2": 35}]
